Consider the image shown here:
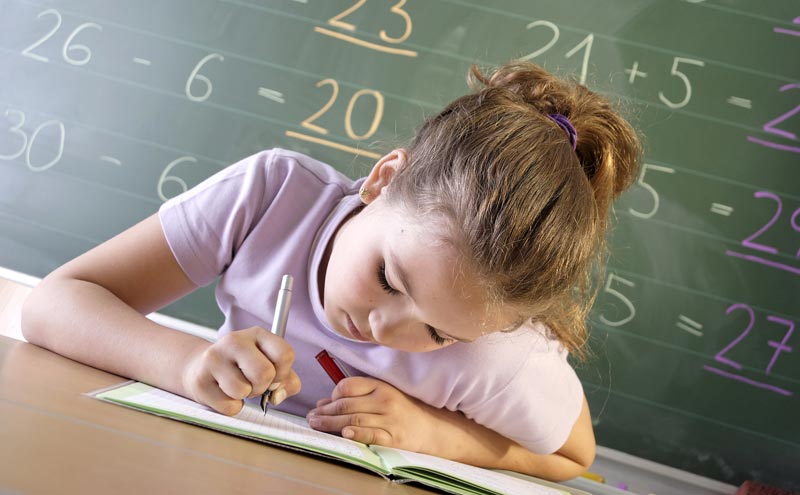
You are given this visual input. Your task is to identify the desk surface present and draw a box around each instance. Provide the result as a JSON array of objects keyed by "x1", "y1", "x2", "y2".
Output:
[{"x1": 0, "y1": 335, "x2": 435, "y2": 495}]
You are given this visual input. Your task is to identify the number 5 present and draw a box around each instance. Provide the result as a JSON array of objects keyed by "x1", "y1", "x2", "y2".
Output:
[
  {"x1": 629, "y1": 163, "x2": 675, "y2": 219},
  {"x1": 658, "y1": 57, "x2": 705, "y2": 109},
  {"x1": 599, "y1": 273, "x2": 636, "y2": 327}
]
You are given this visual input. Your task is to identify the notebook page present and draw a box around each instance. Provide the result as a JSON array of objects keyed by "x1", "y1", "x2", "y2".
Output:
[
  {"x1": 95, "y1": 382, "x2": 385, "y2": 471},
  {"x1": 372, "y1": 446, "x2": 567, "y2": 495}
]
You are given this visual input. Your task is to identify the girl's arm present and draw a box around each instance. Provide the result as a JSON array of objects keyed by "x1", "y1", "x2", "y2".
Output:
[
  {"x1": 22, "y1": 214, "x2": 299, "y2": 414},
  {"x1": 423, "y1": 395, "x2": 596, "y2": 480},
  {"x1": 308, "y1": 376, "x2": 595, "y2": 480}
]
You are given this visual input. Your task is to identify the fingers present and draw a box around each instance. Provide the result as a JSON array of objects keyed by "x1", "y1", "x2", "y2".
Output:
[
  {"x1": 341, "y1": 426, "x2": 393, "y2": 446},
  {"x1": 307, "y1": 378, "x2": 394, "y2": 445},
  {"x1": 306, "y1": 377, "x2": 416, "y2": 448},
  {"x1": 330, "y1": 376, "x2": 379, "y2": 401},
  {"x1": 252, "y1": 328, "x2": 296, "y2": 391},
  {"x1": 185, "y1": 327, "x2": 300, "y2": 415},
  {"x1": 313, "y1": 377, "x2": 386, "y2": 419},
  {"x1": 307, "y1": 405, "x2": 395, "y2": 447},
  {"x1": 200, "y1": 381, "x2": 246, "y2": 416},
  {"x1": 268, "y1": 368, "x2": 301, "y2": 406},
  {"x1": 307, "y1": 408, "x2": 393, "y2": 446}
]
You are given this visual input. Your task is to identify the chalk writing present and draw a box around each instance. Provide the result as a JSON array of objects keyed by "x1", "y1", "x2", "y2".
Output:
[
  {"x1": 706, "y1": 303, "x2": 794, "y2": 396},
  {"x1": 726, "y1": 191, "x2": 800, "y2": 276},
  {"x1": 316, "y1": 0, "x2": 416, "y2": 57},
  {"x1": 22, "y1": 9, "x2": 103, "y2": 66},
  {"x1": 0, "y1": 109, "x2": 65, "y2": 172}
]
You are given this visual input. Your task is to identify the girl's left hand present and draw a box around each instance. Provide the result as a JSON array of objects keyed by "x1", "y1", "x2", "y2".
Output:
[{"x1": 306, "y1": 376, "x2": 437, "y2": 452}]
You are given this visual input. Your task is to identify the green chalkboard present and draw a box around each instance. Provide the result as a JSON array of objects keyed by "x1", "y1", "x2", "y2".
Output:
[{"x1": 1, "y1": 0, "x2": 798, "y2": 489}]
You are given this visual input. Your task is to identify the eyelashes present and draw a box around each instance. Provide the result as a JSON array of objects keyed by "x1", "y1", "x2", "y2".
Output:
[
  {"x1": 426, "y1": 325, "x2": 449, "y2": 345},
  {"x1": 377, "y1": 261, "x2": 398, "y2": 294}
]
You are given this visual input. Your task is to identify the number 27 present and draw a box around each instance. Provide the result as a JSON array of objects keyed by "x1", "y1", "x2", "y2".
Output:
[{"x1": 715, "y1": 303, "x2": 794, "y2": 375}]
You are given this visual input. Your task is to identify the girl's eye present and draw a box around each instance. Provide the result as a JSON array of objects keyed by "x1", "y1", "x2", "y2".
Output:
[
  {"x1": 427, "y1": 325, "x2": 454, "y2": 346},
  {"x1": 377, "y1": 261, "x2": 452, "y2": 346},
  {"x1": 377, "y1": 262, "x2": 399, "y2": 295}
]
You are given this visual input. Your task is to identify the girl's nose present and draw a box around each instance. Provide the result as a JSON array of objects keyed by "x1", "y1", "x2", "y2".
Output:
[{"x1": 369, "y1": 301, "x2": 416, "y2": 343}]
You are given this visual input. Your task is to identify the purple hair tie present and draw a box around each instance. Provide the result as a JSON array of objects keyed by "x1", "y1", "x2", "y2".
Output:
[{"x1": 548, "y1": 114, "x2": 578, "y2": 150}]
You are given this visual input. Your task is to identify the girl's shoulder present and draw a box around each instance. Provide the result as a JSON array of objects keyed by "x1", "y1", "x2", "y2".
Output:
[
  {"x1": 444, "y1": 321, "x2": 584, "y2": 453},
  {"x1": 263, "y1": 148, "x2": 354, "y2": 189},
  {"x1": 451, "y1": 319, "x2": 569, "y2": 365},
  {"x1": 417, "y1": 320, "x2": 574, "y2": 403}
]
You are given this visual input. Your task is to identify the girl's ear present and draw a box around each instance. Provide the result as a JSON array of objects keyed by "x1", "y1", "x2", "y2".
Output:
[{"x1": 360, "y1": 149, "x2": 407, "y2": 203}]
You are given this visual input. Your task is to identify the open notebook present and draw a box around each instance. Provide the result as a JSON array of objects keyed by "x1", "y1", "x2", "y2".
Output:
[{"x1": 92, "y1": 382, "x2": 589, "y2": 495}]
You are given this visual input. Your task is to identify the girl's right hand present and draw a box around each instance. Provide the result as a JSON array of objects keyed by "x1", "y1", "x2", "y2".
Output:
[{"x1": 181, "y1": 326, "x2": 301, "y2": 416}]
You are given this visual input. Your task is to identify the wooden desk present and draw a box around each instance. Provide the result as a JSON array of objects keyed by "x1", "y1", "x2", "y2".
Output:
[
  {"x1": 0, "y1": 336, "x2": 433, "y2": 494},
  {"x1": 0, "y1": 277, "x2": 30, "y2": 341}
]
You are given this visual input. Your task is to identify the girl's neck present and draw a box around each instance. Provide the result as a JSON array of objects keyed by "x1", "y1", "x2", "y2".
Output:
[{"x1": 316, "y1": 203, "x2": 365, "y2": 306}]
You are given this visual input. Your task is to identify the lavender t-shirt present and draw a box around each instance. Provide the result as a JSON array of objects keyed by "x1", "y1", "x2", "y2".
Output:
[{"x1": 159, "y1": 149, "x2": 583, "y2": 454}]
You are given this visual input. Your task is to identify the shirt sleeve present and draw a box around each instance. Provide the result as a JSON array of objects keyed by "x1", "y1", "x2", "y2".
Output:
[
  {"x1": 158, "y1": 150, "x2": 282, "y2": 286},
  {"x1": 460, "y1": 339, "x2": 585, "y2": 455}
]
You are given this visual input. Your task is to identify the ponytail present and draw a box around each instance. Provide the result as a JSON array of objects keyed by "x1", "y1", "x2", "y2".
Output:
[{"x1": 388, "y1": 61, "x2": 642, "y2": 358}]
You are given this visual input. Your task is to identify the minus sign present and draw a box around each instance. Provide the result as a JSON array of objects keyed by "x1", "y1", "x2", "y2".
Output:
[
  {"x1": 133, "y1": 57, "x2": 152, "y2": 66},
  {"x1": 100, "y1": 156, "x2": 122, "y2": 166}
]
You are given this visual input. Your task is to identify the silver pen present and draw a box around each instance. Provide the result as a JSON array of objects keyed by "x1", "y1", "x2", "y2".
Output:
[{"x1": 261, "y1": 274, "x2": 294, "y2": 414}]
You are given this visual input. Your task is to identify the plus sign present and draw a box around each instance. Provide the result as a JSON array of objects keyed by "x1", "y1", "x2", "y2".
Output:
[{"x1": 625, "y1": 61, "x2": 648, "y2": 84}]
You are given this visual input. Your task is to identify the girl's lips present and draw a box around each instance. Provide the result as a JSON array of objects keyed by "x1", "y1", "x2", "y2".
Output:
[{"x1": 345, "y1": 314, "x2": 369, "y2": 341}]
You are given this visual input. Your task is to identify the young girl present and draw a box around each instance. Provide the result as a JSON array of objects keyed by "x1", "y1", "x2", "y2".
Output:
[{"x1": 22, "y1": 61, "x2": 641, "y2": 481}]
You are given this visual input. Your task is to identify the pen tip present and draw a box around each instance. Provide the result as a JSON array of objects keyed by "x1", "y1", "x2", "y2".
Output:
[{"x1": 260, "y1": 391, "x2": 271, "y2": 414}]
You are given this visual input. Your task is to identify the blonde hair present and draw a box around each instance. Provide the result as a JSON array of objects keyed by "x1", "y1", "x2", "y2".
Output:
[{"x1": 387, "y1": 61, "x2": 642, "y2": 358}]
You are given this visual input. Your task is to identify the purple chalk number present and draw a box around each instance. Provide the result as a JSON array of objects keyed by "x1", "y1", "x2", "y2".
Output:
[
  {"x1": 714, "y1": 303, "x2": 754, "y2": 370},
  {"x1": 741, "y1": 191, "x2": 783, "y2": 255},
  {"x1": 748, "y1": 83, "x2": 800, "y2": 153},
  {"x1": 792, "y1": 208, "x2": 800, "y2": 257},
  {"x1": 707, "y1": 304, "x2": 795, "y2": 396},
  {"x1": 735, "y1": 191, "x2": 800, "y2": 266},
  {"x1": 765, "y1": 316, "x2": 795, "y2": 374}
]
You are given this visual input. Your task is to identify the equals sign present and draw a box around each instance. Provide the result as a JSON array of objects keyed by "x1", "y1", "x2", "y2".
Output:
[
  {"x1": 258, "y1": 87, "x2": 285, "y2": 104},
  {"x1": 677, "y1": 315, "x2": 703, "y2": 337},
  {"x1": 710, "y1": 203, "x2": 733, "y2": 216},
  {"x1": 726, "y1": 96, "x2": 752, "y2": 109}
]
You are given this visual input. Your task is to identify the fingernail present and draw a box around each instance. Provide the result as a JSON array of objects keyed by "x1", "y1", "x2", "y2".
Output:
[
  {"x1": 342, "y1": 428, "x2": 354, "y2": 439},
  {"x1": 270, "y1": 388, "x2": 287, "y2": 406},
  {"x1": 268, "y1": 382, "x2": 281, "y2": 391}
]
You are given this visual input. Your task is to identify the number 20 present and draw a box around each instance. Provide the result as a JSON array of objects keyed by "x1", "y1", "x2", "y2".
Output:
[{"x1": 301, "y1": 79, "x2": 384, "y2": 140}]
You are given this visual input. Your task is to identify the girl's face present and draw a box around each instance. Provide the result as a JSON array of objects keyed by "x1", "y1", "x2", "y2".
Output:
[{"x1": 322, "y1": 199, "x2": 517, "y2": 352}]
